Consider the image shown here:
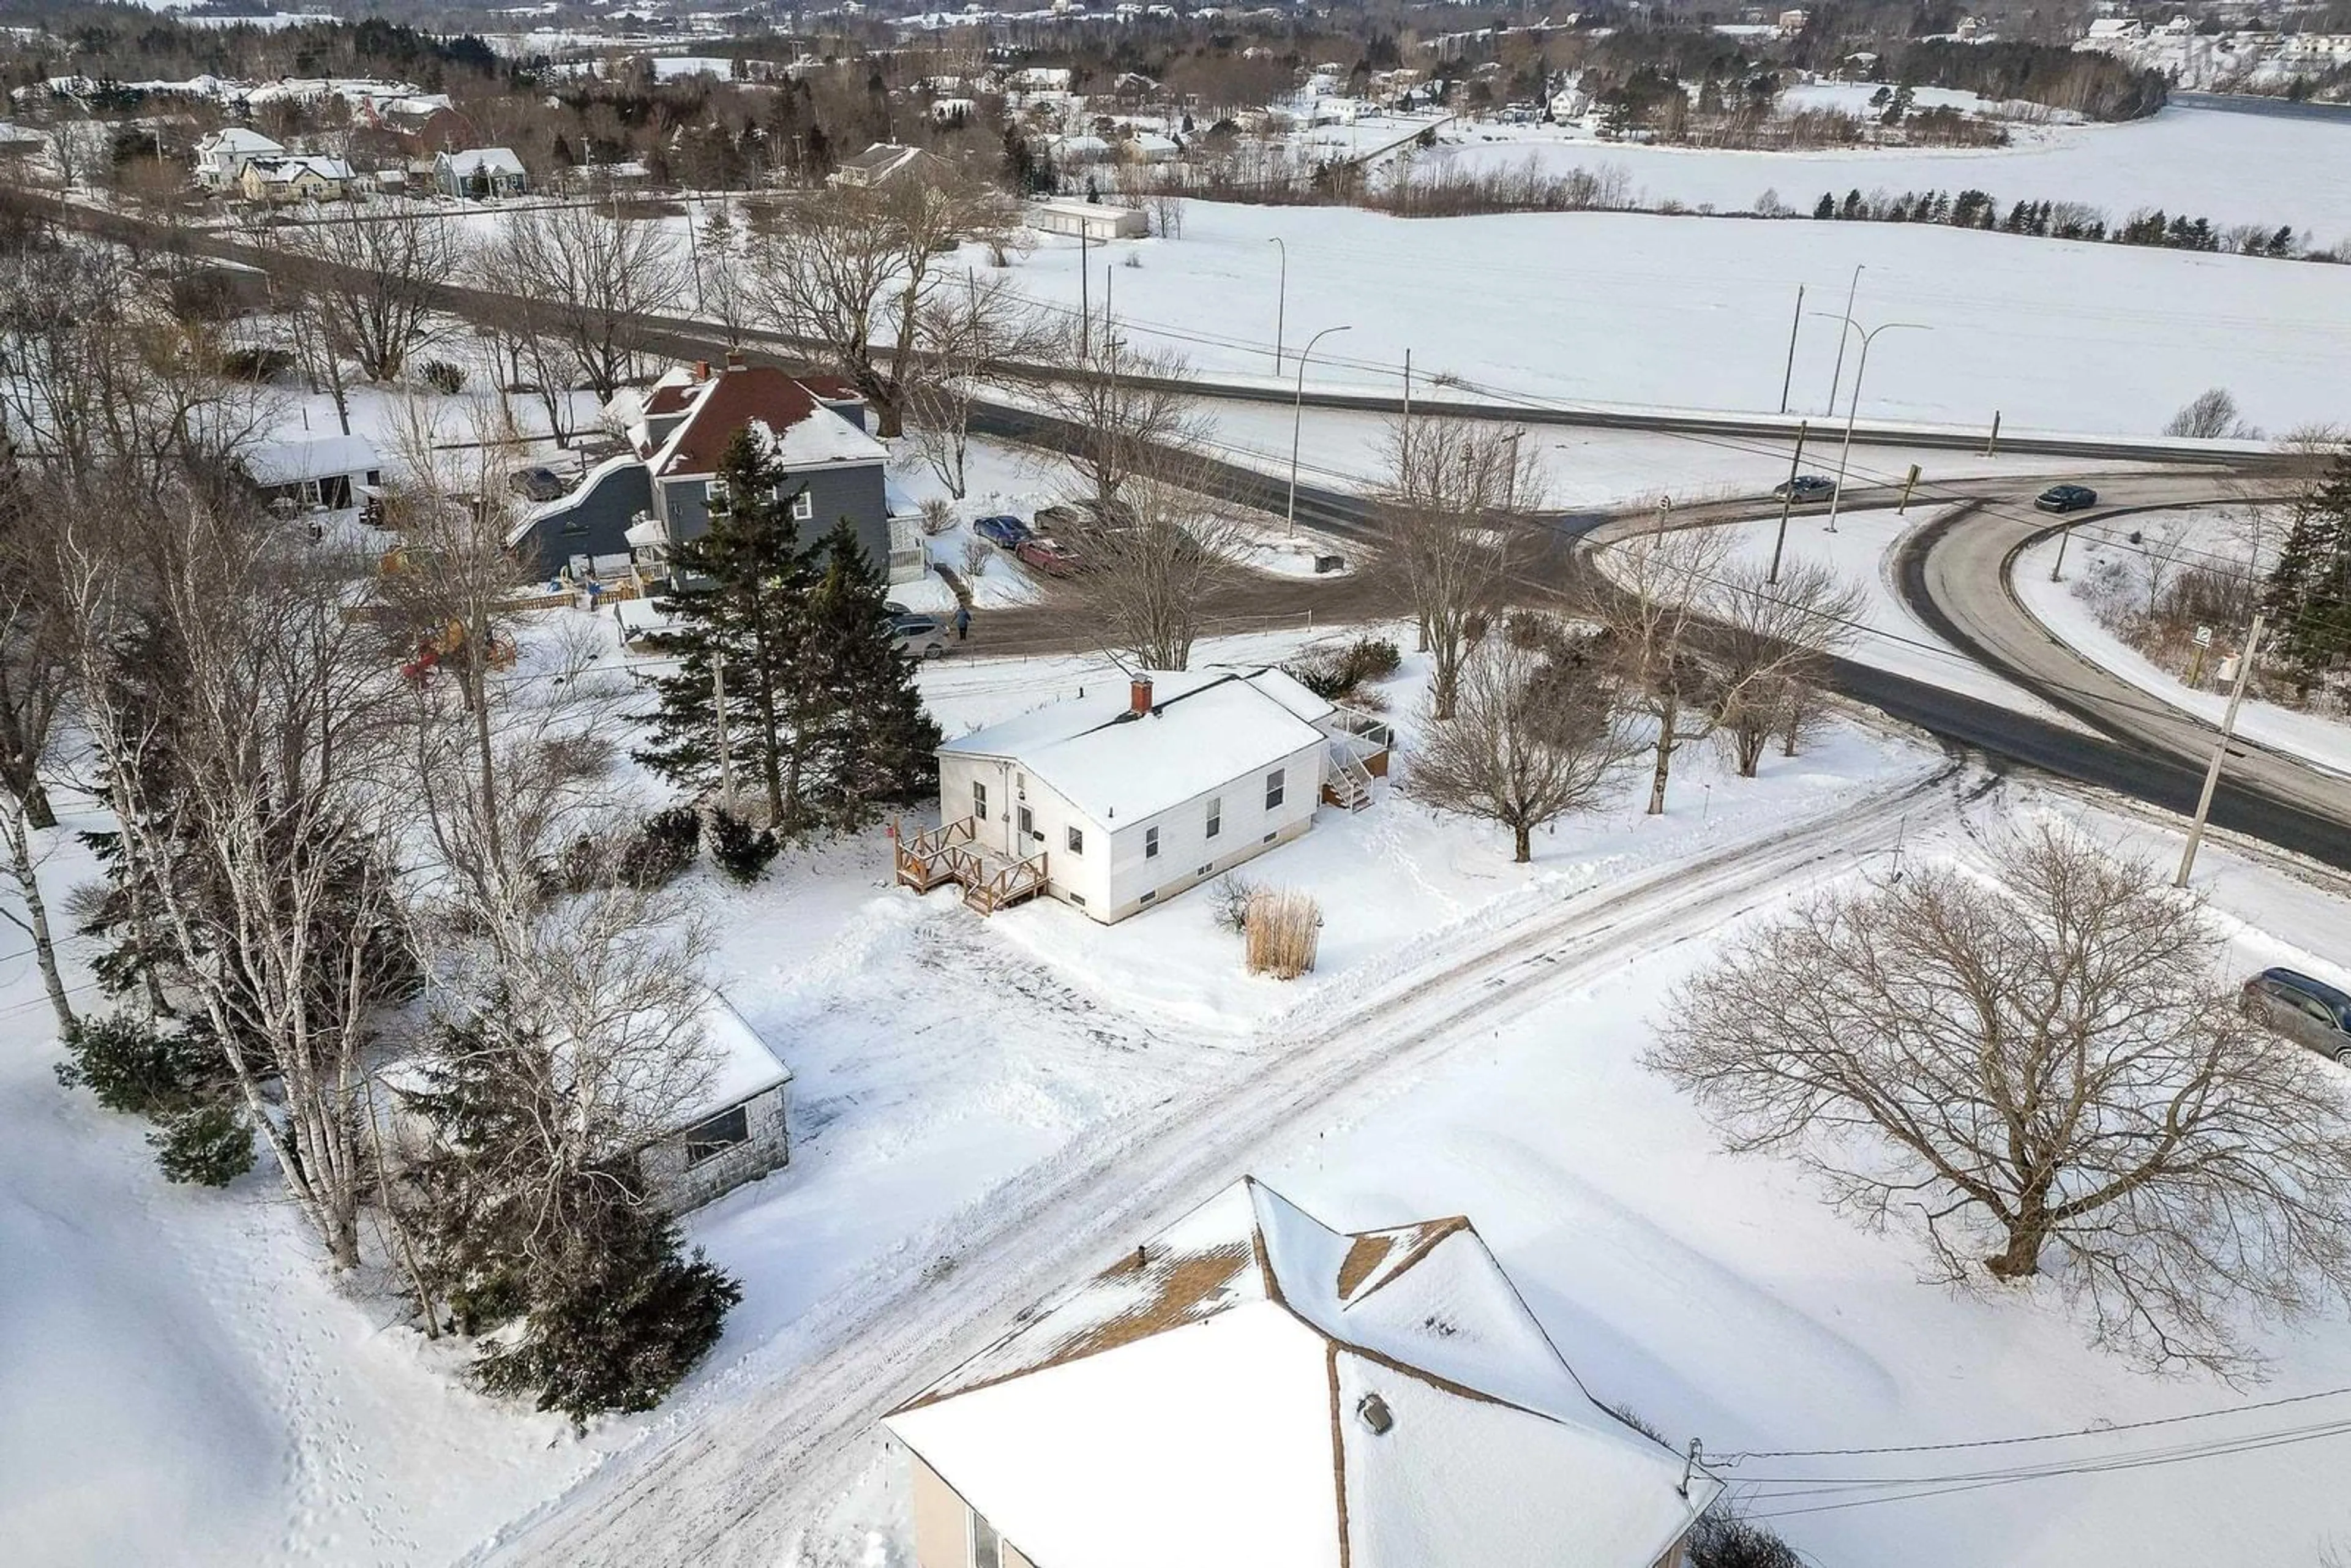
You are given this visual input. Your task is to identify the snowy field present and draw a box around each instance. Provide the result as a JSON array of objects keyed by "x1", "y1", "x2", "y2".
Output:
[
  {"x1": 1422, "y1": 100, "x2": 2351, "y2": 247},
  {"x1": 2014, "y1": 528, "x2": 2351, "y2": 778},
  {"x1": 978, "y1": 200, "x2": 2351, "y2": 438}
]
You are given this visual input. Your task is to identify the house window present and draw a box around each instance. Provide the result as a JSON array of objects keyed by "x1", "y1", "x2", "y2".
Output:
[
  {"x1": 681, "y1": 1104, "x2": 750, "y2": 1167},
  {"x1": 973, "y1": 780, "x2": 988, "y2": 822},
  {"x1": 970, "y1": 1509, "x2": 1003, "y2": 1568},
  {"x1": 703, "y1": 479, "x2": 726, "y2": 506},
  {"x1": 1145, "y1": 826, "x2": 1160, "y2": 859},
  {"x1": 790, "y1": 490, "x2": 814, "y2": 522},
  {"x1": 1067, "y1": 825, "x2": 1084, "y2": 855},
  {"x1": 1205, "y1": 797, "x2": 1221, "y2": 839},
  {"x1": 1018, "y1": 805, "x2": 1034, "y2": 839},
  {"x1": 1265, "y1": 768, "x2": 1286, "y2": 810}
]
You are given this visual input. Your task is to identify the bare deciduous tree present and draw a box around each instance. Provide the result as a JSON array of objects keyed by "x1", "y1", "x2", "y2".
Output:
[
  {"x1": 906, "y1": 271, "x2": 1044, "y2": 499},
  {"x1": 0, "y1": 455, "x2": 77, "y2": 1031},
  {"x1": 1411, "y1": 620, "x2": 1637, "y2": 861},
  {"x1": 752, "y1": 172, "x2": 1017, "y2": 437},
  {"x1": 1374, "y1": 419, "x2": 1539, "y2": 721},
  {"x1": 1650, "y1": 825, "x2": 2351, "y2": 1377},
  {"x1": 1706, "y1": 555, "x2": 1864, "y2": 777},
  {"x1": 1059, "y1": 459, "x2": 1246, "y2": 670},
  {"x1": 487, "y1": 201, "x2": 688, "y2": 402},
  {"x1": 1591, "y1": 523, "x2": 1728, "y2": 813},
  {"x1": 53, "y1": 471, "x2": 411, "y2": 1269},
  {"x1": 2164, "y1": 386, "x2": 2261, "y2": 441},
  {"x1": 1019, "y1": 320, "x2": 1207, "y2": 511},
  {"x1": 279, "y1": 206, "x2": 459, "y2": 383}
]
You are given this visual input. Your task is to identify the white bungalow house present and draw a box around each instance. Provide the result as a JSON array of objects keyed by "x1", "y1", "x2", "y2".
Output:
[
  {"x1": 1029, "y1": 198, "x2": 1148, "y2": 241},
  {"x1": 238, "y1": 153, "x2": 354, "y2": 204},
  {"x1": 194, "y1": 126, "x2": 283, "y2": 188},
  {"x1": 898, "y1": 667, "x2": 1389, "y2": 922},
  {"x1": 885, "y1": 1176, "x2": 1722, "y2": 1568}
]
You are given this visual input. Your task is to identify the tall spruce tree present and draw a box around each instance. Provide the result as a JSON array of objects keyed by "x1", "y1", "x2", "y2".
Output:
[
  {"x1": 796, "y1": 518, "x2": 942, "y2": 829},
  {"x1": 2259, "y1": 446, "x2": 2351, "y2": 694},
  {"x1": 636, "y1": 429, "x2": 817, "y2": 825},
  {"x1": 637, "y1": 435, "x2": 941, "y2": 836}
]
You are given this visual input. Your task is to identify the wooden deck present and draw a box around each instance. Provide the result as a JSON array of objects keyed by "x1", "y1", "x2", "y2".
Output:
[{"x1": 893, "y1": 816, "x2": 1049, "y2": 915}]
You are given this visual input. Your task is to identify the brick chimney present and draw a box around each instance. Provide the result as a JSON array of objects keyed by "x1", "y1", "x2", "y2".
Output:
[
  {"x1": 724, "y1": 348, "x2": 746, "y2": 371},
  {"x1": 693, "y1": 359, "x2": 710, "y2": 381},
  {"x1": 1130, "y1": 676, "x2": 1153, "y2": 715}
]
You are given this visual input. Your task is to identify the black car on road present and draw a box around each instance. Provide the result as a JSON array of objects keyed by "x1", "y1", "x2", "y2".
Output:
[{"x1": 2034, "y1": 484, "x2": 2099, "y2": 513}]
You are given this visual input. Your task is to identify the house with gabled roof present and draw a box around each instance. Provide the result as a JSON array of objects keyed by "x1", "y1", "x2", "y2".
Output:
[
  {"x1": 829, "y1": 141, "x2": 953, "y2": 189},
  {"x1": 885, "y1": 1176, "x2": 1721, "y2": 1568},
  {"x1": 507, "y1": 353, "x2": 904, "y2": 582},
  {"x1": 195, "y1": 126, "x2": 283, "y2": 188},
  {"x1": 899, "y1": 667, "x2": 1389, "y2": 920}
]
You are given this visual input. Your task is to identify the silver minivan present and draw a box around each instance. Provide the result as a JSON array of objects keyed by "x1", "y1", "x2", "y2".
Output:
[{"x1": 2241, "y1": 967, "x2": 2351, "y2": 1063}]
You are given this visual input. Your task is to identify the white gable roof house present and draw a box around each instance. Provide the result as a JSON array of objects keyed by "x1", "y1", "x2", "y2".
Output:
[
  {"x1": 885, "y1": 1177, "x2": 1721, "y2": 1568},
  {"x1": 896, "y1": 667, "x2": 1390, "y2": 922}
]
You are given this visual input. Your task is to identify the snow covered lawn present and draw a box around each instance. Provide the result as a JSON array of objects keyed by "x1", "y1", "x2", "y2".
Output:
[
  {"x1": 1256, "y1": 787, "x2": 2351, "y2": 1568},
  {"x1": 973, "y1": 200, "x2": 2351, "y2": 439},
  {"x1": 2015, "y1": 528, "x2": 2351, "y2": 778}
]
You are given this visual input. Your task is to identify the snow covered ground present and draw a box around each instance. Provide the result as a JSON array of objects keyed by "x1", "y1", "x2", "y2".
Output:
[
  {"x1": 2014, "y1": 528, "x2": 2351, "y2": 778},
  {"x1": 1421, "y1": 99, "x2": 2351, "y2": 247},
  {"x1": 1253, "y1": 787, "x2": 2351, "y2": 1568},
  {"x1": 974, "y1": 199, "x2": 2351, "y2": 438}
]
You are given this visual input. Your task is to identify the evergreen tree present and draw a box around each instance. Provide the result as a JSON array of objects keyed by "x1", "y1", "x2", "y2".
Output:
[
  {"x1": 636, "y1": 429, "x2": 818, "y2": 825},
  {"x1": 2260, "y1": 447, "x2": 2351, "y2": 693},
  {"x1": 794, "y1": 519, "x2": 943, "y2": 829},
  {"x1": 1813, "y1": 191, "x2": 1835, "y2": 220}
]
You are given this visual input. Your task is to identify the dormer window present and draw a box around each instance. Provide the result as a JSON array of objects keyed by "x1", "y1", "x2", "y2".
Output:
[{"x1": 790, "y1": 490, "x2": 814, "y2": 522}]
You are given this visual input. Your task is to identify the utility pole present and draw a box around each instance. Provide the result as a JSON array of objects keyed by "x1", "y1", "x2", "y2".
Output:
[
  {"x1": 713, "y1": 648, "x2": 737, "y2": 815},
  {"x1": 1767, "y1": 421, "x2": 1809, "y2": 584},
  {"x1": 1268, "y1": 236, "x2": 1286, "y2": 373},
  {"x1": 1502, "y1": 427, "x2": 1524, "y2": 512},
  {"x1": 1079, "y1": 229, "x2": 1091, "y2": 358},
  {"x1": 1823, "y1": 263, "x2": 1862, "y2": 416},
  {"x1": 2049, "y1": 519, "x2": 2077, "y2": 582},
  {"x1": 2175, "y1": 613, "x2": 2263, "y2": 888},
  {"x1": 1778, "y1": 283, "x2": 1804, "y2": 415}
]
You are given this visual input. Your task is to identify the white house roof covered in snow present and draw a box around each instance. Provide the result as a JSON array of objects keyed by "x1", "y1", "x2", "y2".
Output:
[
  {"x1": 886, "y1": 1177, "x2": 1718, "y2": 1568},
  {"x1": 939, "y1": 666, "x2": 1333, "y2": 825},
  {"x1": 438, "y1": 145, "x2": 525, "y2": 178},
  {"x1": 245, "y1": 432, "x2": 378, "y2": 487}
]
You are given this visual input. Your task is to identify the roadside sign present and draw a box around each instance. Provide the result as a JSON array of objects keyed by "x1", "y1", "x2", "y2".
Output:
[{"x1": 2193, "y1": 626, "x2": 2213, "y2": 648}]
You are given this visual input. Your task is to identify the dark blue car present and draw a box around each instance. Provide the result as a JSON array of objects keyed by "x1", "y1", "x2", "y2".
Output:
[{"x1": 973, "y1": 514, "x2": 1031, "y2": 550}]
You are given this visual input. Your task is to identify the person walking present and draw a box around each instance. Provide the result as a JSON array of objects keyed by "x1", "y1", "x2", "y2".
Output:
[{"x1": 953, "y1": 602, "x2": 972, "y2": 642}]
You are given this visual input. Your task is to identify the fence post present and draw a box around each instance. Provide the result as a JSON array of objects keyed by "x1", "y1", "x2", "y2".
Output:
[{"x1": 1984, "y1": 410, "x2": 2001, "y2": 457}]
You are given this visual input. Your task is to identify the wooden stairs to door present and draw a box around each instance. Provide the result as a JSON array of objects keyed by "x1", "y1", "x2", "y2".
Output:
[
  {"x1": 1323, "y1": 741, "x2": 1376, "y2": 812},
  {"x1": 893, "y1": 816, "x2": 1049, "y2": 914}
]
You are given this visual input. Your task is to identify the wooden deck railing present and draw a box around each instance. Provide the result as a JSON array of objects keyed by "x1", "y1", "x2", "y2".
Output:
[{"x1": 893, "y1": 817, "x2": 1047, "y2": 913}]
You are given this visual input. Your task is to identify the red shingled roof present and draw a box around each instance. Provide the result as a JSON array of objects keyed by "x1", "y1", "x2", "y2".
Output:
[{"x1": 653, "y1": 364, "x2": 825, "y2": 478}]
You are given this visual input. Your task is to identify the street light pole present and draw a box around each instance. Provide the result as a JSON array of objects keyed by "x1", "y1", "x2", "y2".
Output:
[
  {"x1": 2176, "y1": 613, "x2": 2265, "y2": 888},
  {"x1": 1268, "y1": 236, "x2": 1286, "y2": 374},
  {"x1": 1288, "y1": 324, "x2": 1351, "y2": 537},
  {"x1": 1823, "y1": 263, "x2": 1862, "y2": 416},
  {"x1": 1817, "y1": 313, "x2": 1927, "y2": 536},
  {"x1": 1767, "y1": 419, "x2": 1810, "y2": 584}
]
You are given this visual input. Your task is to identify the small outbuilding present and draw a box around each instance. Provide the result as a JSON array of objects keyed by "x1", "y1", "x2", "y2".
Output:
[
  {"x1": 244, "y1": 432, "x2": 381, "y2": 511},
  {"x1": 635, "y1": 996, "x2": 793, "y2": 1213},
  {"x1": 1029, "y1": 198, "x2": 1148, "y2": 241}
]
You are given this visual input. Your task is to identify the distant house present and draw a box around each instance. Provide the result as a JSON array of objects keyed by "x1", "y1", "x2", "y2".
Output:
[
  {"x1": 244, "y1": 432, "x2": 380, "y2": 511},
  {"x1": 194, "y1": 126, "x2": 282, "y2": 188},
  {"x1": 635, "y1": 996, "x2": 792, "y2": 1213},
  {"x1": 435, "y1": 145, "x2": 527, "y2": 198},
  {"x1": 828, "y1": 141, "x2": 952, "y2": 189},
  {"x1": 885, "y1": 1176, "x2": 1722, "y2": 1568},
  {"x1": 238, "y1": 153, "x2": 353, "y2": 204},
  {"x1": 1046, "y1": 132, "x2": 1112, "y2": 165},
  {"x1": 901, "y1": 667, "x2": 1389, "y2": 921},
  {"x1": 1122, "y1": 130, "x2": 1180, "y2": 163},
  {"x1": 366, "y1": 97, "x2": 477, "y2": 156},
  {"x1": 1029, "y1": 198, "x2": 1147, "y2": 241},
  {"x1": 508, "y1": 354, "x2": 905, "y2": 583},
  {"x1": 2084, "y1": 16, "x2": 2145, "y2": 39}
]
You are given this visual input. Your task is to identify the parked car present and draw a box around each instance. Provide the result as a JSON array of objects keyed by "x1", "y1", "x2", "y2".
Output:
[
  {"x1": 2241, "y1": 967, "x2": 2351, "y2": 1063},
  {"x1": 973, "y1": 514, "x2": 1031, "y2": 550},
  {"x1": 507, "y1": 465, "x2": 568, "y2": 503},
  {"x1": 2034, "y1": 484, "x2": 2099, "y2": 513},
  {"x1": 1772, "y1": 474, "x2": 1837, "y2": 503},
  {"x1": 890, "y1": 612, "x2": 948, "y2": 659},
  {"x1": 1016, "y1": 537, "x2": 1081, "y2": 577},
  {"x1": 1034, "y1": 498, "x2": 1136, "y2": 539}
]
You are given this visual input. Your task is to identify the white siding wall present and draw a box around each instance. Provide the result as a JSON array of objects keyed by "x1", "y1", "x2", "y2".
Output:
[{"x1": 938, "y1": 735, "x2": 1327, "y2": 923}]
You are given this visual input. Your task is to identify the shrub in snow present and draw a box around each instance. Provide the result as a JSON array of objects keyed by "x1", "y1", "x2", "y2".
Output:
[
  {"x1": 1209, "y1": 872, "x2": 1262, "y2": 935},
  {"x1": 1244, "y1": 888, "x2": 1321, "y2": 980},
  {"x1": 1687, "y1": 1510, "x2": 1804, "y2": 1568},
  {"x1": 149, "y1": 1102, "x2": 256, "y2": 1187},
  {"x1": 960, "y1": 536, "x2": 991, "y2": 579},
  {"x1": 419, "y1": 359, "x2": 466, "y2": 394},
  {"x1": 617, "y1": 807, "x2": 700, "y2": 889},
  {"x1": 706, "y1": 808, "x2": 781, "y2": 885},
  {"x1": 918, "y1": 497, "x2": 954, "y2": 537},
  {"x1": 1284, "y1": 637, "x2": 1403, "y2": 702},
  {"x1": 54, "y1": 1012, "x2": 214, "y2": 1117}
]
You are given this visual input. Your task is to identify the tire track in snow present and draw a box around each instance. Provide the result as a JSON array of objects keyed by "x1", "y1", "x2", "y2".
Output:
[{"x1": 471, "y1": 760, "x2": 1966, "y2": 1568}]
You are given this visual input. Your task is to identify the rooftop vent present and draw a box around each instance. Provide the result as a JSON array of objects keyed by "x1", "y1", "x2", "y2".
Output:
[{"x1": 1357, "y1": 1392, "x2": 1394, "y2": 1436}]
